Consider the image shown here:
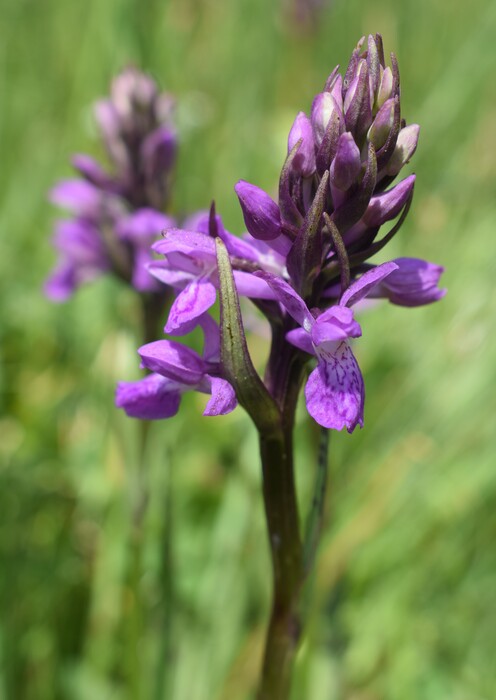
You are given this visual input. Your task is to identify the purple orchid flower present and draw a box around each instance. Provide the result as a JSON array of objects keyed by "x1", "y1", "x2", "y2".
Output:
[
  {"x1": 255, "y1": 262, "x2": 398, "y2": 432},
  {"x1": 116, "y1": 316, "x2": 237, "y2": 419},
  {"x1": 46, "y1": 68, "x2": 178, "y2": 301},
  {"x1": 148, "y1": 212, "x2": 286, "y2": 334}
]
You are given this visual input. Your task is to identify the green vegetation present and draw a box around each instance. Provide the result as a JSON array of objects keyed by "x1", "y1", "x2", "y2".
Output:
[{"x1": 1, "y1": 0, "x2": 496, "y2": 697}]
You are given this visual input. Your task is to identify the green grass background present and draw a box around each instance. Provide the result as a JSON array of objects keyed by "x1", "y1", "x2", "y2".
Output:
[{"x1": 1, "y1": 0, "x2": 496, "y2": 698}]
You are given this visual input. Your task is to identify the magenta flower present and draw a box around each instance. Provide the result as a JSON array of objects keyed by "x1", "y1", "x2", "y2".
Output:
[
  {"x1": 255, "y1": 262, "x2": 398, "y2": 431},
  {"x1": 116, "y1": 317, "x2": 237, "y2": 419}
]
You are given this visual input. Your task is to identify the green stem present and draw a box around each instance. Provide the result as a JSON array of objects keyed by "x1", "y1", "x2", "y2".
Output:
[
  {"x1": 122, "y1": 294, "x2": 167, "y2": 698},
  {"x1": 257, "y1": 337, "x2": 306, "y2": 700}
]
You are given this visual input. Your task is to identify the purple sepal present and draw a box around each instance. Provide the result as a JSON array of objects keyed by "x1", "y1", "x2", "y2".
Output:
[
  {"x1": 288, "y1": 112, "x2": 316, "y2": 177},
  {"x1": 235, "y1": 181, "x2": 282, "y2": 240},
  {"x1": 305, "y1": 343, "x2": 364, "y2": 432},
  {"x1": 340, "y1": 261, "x2": 399, "y2": 307},
  {"x1": 329, "y1": 132, "x2": 361, "y2": 191},
  {"x1": 371, "y1": 257, "x2": 446, "y2": 307},
  {"x1": 115, "y1": 374, "x2": 181, "y2": 419},
  {"x1": 253, "y1": 271, "x2": 314, "y2": 330}
]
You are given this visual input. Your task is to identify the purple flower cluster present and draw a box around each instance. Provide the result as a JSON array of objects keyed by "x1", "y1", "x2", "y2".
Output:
[
  {"x1": 45, "y1": 68, "x2": 178, "y2": 300},
  {"x1": 116, "y1": 35, "x2": 446, "y2": 432}
]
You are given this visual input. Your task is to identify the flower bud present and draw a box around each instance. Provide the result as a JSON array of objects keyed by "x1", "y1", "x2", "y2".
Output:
[
  {"x1": 110, "y1": 67, "x2": 157, "y2": 122},
  {"x1": 376, "y1": 66, "x2": 393, "y2": 110},
  {"x1": 344, "y1": 60, "x2": 372, "y2": 141},
  {"x1": 311, "y1": 92, "x2": 341, "y2": 146},
  {"x1": 362, "y1": 174, "x2": 415, "y2": 227},
  {"x1": 72, "y1": 154, "x2": 117, "y2": 192},
  {"x1": 288, "y1": 111, "x2": 316, "y2": 176},
  {"x1": 367, "y1": 97, "x2": 395, "y2": 150},
  {"x1": 235, "y1": 181, "x2": 282, "y2": 240},
  {"x1": 330, "y1": 132, "x2": 361, "y2": 191},
  {"x1": 384, "y1": 124, "x2": 420, "y2": 176}
]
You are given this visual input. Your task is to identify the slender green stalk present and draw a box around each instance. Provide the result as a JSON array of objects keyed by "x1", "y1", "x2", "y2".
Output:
[
  {"x1": 121, "y1": 294, "x2": 168, "y2": 698},
  {"x1": 257, "y1": 334, "x2": 306, "y2": 700}
]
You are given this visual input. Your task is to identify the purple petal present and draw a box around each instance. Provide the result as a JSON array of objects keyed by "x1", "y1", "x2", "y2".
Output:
[
  {"x1": 50, "y1": 180, "x2": 101, "y2": 215},
  {"x1": 138, "y1": 340, "x2": 205, "y2": 385},
  {"x1": 164, "y1": 278, "x2": 217, "y2": 334},
  {"x1": 203, "y1": 376, "x2": 237, "y2": 416},
  {"x1": 362, "y1": 175, "x2": 416, "y2": 228},
  {"x1": 305, "y1": 344, "x2": 364, "y2": 432},
  {"x1": 152, "y1": 229, "x2": 215, "y2": 261},
  {"x1": 115, "y1": 374, "x2": 181, "y2": 420},
  {"x1": 253, "y1": 271, "x2": 313, "y2": 329},
  {"x1": 340, "y1": 261, "x2": 399, "y2": 308},
  {"x1": 370, "y1": 257, "x2": 446, "y2": 307},
  {"x1": 235, "y1": 181, "x2": 282, "y2": 240},
  {"x1": 286, "y1": 328, "x2": 315, "y2": 355},
  {"x1": 118, "y1": 208, "x2": 175, "y2": 242},
  {"x1": 312, "y1": 306, "x2": 362, "y2": 345},
  {"x1": 288, "y1": 111, "x2": 316, "y2": 177},
  {"x1": 44, "y1": 262, "x2": 78, "y2": 302}
]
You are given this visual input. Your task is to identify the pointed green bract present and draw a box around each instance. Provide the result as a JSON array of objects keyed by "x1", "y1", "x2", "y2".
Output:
[{"x1": 215, "y1": 238, "x2": 281, "y2": 435}]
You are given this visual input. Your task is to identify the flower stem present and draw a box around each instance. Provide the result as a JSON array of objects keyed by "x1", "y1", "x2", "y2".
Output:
[{"x1": 257, "y1": 332, "x2": 306, "y2": 700}]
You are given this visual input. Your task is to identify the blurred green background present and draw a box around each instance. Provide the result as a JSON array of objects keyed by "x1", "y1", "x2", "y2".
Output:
[{"x1": 1, "y1": 0, "x2": 496, "y2": 698}]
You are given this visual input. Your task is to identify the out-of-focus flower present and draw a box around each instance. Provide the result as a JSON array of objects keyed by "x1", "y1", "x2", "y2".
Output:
[{"x1": 46, "y1": 68, "x2": 179, "y2": 301}]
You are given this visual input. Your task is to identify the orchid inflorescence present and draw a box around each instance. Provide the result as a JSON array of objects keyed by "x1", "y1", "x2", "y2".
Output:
[
  {"x1": 46, "y1": 67, "x2": 181, "y2": 300},
  {"x1": 115, "y1": 34, "x2": 445, "y2": 433}
]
